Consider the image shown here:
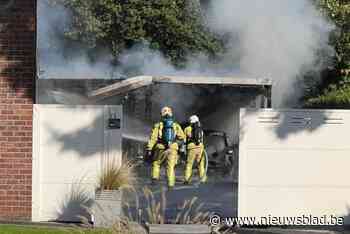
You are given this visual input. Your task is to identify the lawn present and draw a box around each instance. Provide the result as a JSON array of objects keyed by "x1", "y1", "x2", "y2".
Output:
[{"x1": 0, "y1": 225, "x2": 111, "y2": 234}]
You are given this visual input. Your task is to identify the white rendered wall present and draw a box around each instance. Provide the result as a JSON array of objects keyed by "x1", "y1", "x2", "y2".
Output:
[
  {"x1": 32, "y1": 105, "x2": 122, "y2": 222},
  {"x1": 239, "y1": 109, "x2": 350, "y2": 224}
]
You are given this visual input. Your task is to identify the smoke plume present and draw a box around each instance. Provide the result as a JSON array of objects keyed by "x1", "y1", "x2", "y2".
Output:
[
  {"x1": 38, "y1": 0, "x2": 334, "y2": 107},
  {"x1": 206, "y1": 0, "x2": 334, "y2": 106}
]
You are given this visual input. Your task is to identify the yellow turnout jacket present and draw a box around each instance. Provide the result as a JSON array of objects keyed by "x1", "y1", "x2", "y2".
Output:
[{"x1": 147, "y1": 121, "x2": 185, "y2": 151}]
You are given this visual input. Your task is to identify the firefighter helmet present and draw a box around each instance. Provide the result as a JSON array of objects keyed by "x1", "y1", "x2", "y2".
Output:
[{"x1": 189, "y1": 115, "x2": 199, "y2": 124}]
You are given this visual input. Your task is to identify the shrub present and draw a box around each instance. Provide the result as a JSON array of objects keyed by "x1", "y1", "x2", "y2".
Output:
[
  {"x1": 124, "y1": 186, "x2": 213, "y2": 225},
  {"x1": 98, "y1": 159, "x2": 136, "y2": 191}
]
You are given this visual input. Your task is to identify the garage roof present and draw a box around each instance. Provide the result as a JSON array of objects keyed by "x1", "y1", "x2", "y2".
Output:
[{"x1": 88, "y1": 75, "x2": 272, "y2": 100}]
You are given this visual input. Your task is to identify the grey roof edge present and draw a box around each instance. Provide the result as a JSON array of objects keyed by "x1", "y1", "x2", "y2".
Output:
[
  {"x1": 88, "y1": 76, "x2": 153, "y2": 100},
  {"x1": 153, "y1": 75, "x2": 272, "y2": 85},
  {"x1": 88, "y1": 75, "x2": 273, "y2": 100}
]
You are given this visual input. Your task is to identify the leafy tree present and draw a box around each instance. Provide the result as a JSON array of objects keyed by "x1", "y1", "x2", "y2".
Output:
[
  {"x1": 304, "y1": 0, "x2": 350, "y2": 108},
  {"x1": 51, "y1": 0, "x2": 223, "y2": 68},
  {"x1": 306, "y1": 75, "x2": 350, "y2": 108}
]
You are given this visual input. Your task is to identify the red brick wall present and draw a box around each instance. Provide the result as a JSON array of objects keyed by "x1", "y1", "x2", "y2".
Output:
[{"x1": 0, "y1": 0, "x2": 36, "y2": 220}]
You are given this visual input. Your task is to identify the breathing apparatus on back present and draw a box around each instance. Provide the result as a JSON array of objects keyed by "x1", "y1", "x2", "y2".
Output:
[
  {"x1": 161, "y1": 106, "x2": 176, "y2": 147},
  {"x1": 189, "y1": 115, "x2": 203, "y2": 146},
  {"x1": 162, "y1": 115, "x2": 175, "y2": 146}
]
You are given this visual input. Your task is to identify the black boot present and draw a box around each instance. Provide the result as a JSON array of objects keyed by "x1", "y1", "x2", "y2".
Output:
[{"x1": 183, "y1": 180, "x2": 190, "y2": 185}]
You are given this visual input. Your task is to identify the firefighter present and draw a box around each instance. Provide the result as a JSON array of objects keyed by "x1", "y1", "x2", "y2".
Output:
[
  {"x1": 145, "y1": 106, "x2": 185, "y2": 189},
  {"x1": 184, "y1": 115, "x2": 207, "y2": 184}
]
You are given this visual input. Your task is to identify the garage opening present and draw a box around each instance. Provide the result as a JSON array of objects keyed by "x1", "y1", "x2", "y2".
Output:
[{"x1": 88, "y1": 75, "x2": 272, "y2": 217}]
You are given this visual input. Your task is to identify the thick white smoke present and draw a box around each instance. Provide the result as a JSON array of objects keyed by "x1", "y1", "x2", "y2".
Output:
[
  {"x1": 38, "y1": 0, "x2": 334, "y2": 107},
  {"x1": 37, "y1": 1, "x2": 118, "y2": 78},
  {"x1": 206, "y1": 0, "x2": 334, "y2": 106}
]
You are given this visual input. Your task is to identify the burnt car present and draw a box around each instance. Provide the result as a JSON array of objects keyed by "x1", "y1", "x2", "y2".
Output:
[
  {"x1": 171, "y1": 126, "x2": 237, "y2": 177},
  {"x1": 203, "y1": 130, "x2": 238, "y2": 177}
]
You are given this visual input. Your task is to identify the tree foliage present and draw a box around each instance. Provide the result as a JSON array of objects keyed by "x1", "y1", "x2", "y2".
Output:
[
  {"x1": 305, "y1": 0, "x2": 350, "y2": 108},
  {"x1": 306, "y1": 75, "x2": 350, "y2": 108},
  {"x1": 54, "y1": 0, "x2": 223, "y2": 67},
  {"x1": 321, "y1": 0, "x2": 350, "y2": 70}
]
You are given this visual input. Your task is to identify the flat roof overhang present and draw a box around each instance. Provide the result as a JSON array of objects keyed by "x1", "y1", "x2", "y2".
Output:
[{"x1": 88, "y1": 75, "x2": 273, "y2": 101}]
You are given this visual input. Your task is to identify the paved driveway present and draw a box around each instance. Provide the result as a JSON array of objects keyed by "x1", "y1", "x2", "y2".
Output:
[{"x1": 123, "y1": 163, "x2": 237, "y2": 222}]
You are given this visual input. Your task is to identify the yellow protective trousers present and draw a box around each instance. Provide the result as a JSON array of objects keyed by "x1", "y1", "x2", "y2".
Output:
[
  {"x1": 151, "y1": 147, "x2": 178, "y2": 187},
  {"x1": 184, "y1": 145, "x2": 207, "y2": 183}
]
